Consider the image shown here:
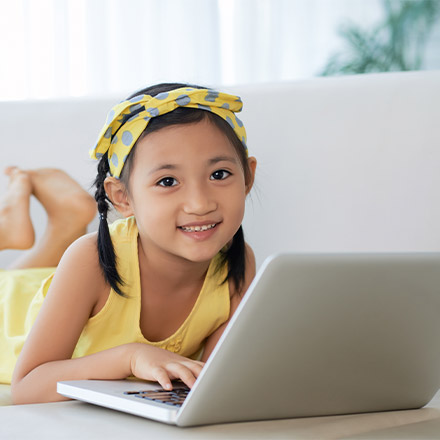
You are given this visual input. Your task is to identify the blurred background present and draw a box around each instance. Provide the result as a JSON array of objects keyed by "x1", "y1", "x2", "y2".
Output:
[{"x1": 0, "y1": 0, "x2": 439, "y2": 101}]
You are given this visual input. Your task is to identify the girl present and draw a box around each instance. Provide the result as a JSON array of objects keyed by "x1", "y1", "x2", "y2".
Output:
[{"x1": 6, "y1": 83, "x2": 257, "y2": 404}]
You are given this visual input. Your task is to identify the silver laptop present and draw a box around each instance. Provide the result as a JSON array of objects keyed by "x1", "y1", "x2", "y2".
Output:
[{"x1": 58, "y1": 253, "x2": 440, "y2": 427}]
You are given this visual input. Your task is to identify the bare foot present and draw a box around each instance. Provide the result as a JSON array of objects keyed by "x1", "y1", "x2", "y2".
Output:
[
  {"x1": 4, "y1": 168, "x2": 97, "y2": 270},
  {"x1": 28, "y1": 168, "x2": 97, "y2": 240},
  {"x1": 0, "y1": 167, "x2": 35, "y2": 250}
]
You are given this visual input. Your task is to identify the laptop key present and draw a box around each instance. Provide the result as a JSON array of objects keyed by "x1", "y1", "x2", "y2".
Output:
[{"x1": 125, "y1": 388, "x2": 190, "y2": 407}]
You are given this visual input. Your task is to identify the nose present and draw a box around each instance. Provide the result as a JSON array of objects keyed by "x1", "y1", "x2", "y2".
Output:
[{"x1": 182, "y1": 183, "x2": 217, "y2": 216}]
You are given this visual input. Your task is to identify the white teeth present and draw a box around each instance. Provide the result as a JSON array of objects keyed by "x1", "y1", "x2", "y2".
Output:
[{"x1": 180, "y1": 223, "x2": 217, "y2": 232}]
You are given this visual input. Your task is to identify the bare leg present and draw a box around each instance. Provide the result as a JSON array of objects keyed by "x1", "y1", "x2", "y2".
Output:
[
  {"x1": 0, "y1": 167, "x2": 35, "y2": 251},
  {"x1": 8, "y1": 168, "x2": 97, "y2": 270}
]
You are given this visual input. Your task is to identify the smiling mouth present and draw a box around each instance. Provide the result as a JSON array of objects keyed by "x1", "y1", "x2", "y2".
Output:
[{"x1": 178, "y1": 223, "x2": 218, "y2": 233}]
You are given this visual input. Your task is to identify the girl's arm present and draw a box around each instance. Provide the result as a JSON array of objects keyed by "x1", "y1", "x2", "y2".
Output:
[
  {"x1": 11, "y1": 234, "x2": 203, "y2": 404},
  {"x1": 201, "y1": 243, "x2": 256, "y2": 362}
]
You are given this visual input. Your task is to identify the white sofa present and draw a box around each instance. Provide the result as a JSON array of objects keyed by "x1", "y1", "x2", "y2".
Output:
[
  {"x1": 1, "y1": 70, "x2": 439, "y2": 269},
  {"x1": 1, "y1": 72, "x2": 440, "y2": 436}
]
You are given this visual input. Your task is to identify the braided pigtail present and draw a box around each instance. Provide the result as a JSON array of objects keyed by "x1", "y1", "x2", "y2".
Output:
[
  {"x1": 216, "y1": 225, "x2": 246, "y2": 294},
  {"x1": 94, "y1": 152, "x2": 125, "y2": 296},
  {"x1": 226, "y1": 225, "x2": 246, "y2": 293}
]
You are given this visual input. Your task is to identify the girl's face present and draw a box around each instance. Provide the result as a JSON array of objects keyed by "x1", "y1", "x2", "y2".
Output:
[{"x1": 118, "y1": 119, "x2": 256, "y2": 264}]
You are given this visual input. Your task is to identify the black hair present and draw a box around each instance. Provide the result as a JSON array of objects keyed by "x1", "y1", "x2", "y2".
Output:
[
  {"x1": 94, "y1": 83, "x2": 252, "y2": 297},
  {"x1": 93, "y1": 153, "x2": 125, "y2": 296}
]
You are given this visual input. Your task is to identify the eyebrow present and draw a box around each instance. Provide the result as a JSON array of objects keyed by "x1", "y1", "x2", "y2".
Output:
[
  {"x1": 148, "y1": 155, "x2": 238, "y2": 176},
  {"x1": 148, "y1": 164, "x2": 178, "y2": 175},
  {"x1": 208, "y1": 155, "x2": 238, "y2": 165}
]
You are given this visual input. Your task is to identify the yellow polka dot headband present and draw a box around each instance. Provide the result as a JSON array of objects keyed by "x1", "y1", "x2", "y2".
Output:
[{"x1": 90, "y1": 87, "x2": 248, "y2": 178}]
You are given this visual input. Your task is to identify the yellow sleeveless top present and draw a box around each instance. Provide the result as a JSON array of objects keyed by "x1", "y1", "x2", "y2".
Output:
[{"x1": 0, "y1": 216, "x2": 230, "y2": 384}]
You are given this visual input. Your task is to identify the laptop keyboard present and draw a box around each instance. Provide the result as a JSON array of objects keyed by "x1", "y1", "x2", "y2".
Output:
[{"x1": 124, "y1": 387, "x2": 190, "y2": 407}]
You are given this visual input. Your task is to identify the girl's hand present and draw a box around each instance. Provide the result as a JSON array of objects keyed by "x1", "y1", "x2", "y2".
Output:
[{"x1": 130, "y1": 343, "x2": 205, "y2": 390}]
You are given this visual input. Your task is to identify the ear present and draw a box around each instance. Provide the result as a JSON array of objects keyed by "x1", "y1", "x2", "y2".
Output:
[
  {"x1": 245, "y1": 156, "x2": 257, "y2": 195},
  {"x1": 104, "y1": 177, "x2": 134, "y2": 217}
]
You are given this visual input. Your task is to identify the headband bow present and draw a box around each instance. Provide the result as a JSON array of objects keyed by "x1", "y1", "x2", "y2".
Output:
[{"x1": 90, "y1": 87, "x2": 248, "y2": 178}]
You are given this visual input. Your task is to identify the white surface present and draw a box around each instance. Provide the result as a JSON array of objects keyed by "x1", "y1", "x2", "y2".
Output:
[
  {"x1": 0, "y1": 393, "x2": 439, "y2": 440},
  {"x1": 1, "y1": 71, "x2": 440, "y2": 269}
]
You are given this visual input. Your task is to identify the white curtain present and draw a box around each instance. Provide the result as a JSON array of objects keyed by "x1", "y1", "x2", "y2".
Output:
[{"x1": 0, "y1": 0, "x2": 382, "y2": 101}]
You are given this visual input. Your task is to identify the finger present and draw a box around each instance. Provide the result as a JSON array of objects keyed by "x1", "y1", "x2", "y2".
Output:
[
  {"x1": 151, "y1": 367, "x2": 173, "y2": 391},
  {"x1": 166, "y1": 363, "x2": 198, "y2": 389},
  {"x1": 181, "y1": 361, "x2": 204, "y2": 378}
]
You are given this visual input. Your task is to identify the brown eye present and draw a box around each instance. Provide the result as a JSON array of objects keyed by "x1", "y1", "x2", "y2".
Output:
[
  {"x1": 211, "y1": 170, "x2": 231, "y2": 180},
  {"x1": 158, "y1": 177, "x2": 177, "y2": 187}
]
